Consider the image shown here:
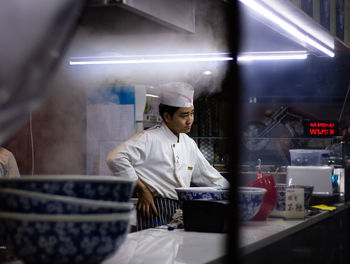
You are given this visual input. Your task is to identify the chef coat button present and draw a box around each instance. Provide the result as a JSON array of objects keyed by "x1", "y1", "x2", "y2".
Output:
[{"x1": 173, "y1": 144, "x2": 175, "y2": 148}]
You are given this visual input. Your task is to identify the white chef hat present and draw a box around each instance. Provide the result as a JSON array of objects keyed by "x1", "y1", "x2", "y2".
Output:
[{"x1": 159, "y1": 82, "x2": 194, "y2": 107}]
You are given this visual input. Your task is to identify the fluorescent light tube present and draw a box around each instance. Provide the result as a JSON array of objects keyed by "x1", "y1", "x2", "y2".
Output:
[
  {"x1": 237, "y1": 51, "x2": 308, "y2": 61},
  {"x1": 238, "y1": 54, "x2": 307, "y2": 61},
  {"x1": 69, "y1": 53, "x2": 234, "y2": 65}
]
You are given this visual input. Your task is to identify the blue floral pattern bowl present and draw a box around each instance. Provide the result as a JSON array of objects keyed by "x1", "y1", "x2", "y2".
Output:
[
  {"x1": 175, "y1": 187, "x2": 229, "y2": 201},
  {"x1": 0, "y1": 211, "x2": 131, "y2": 264},
  {"x1": 0, "y1": 188, "x2": 133, "y2": 214},
  {"x1": 238, "y1": 187, "x2": 267, "y2": 221},
  {"x1": 0, "y1": 175, "x2": 136, "y2": 202}
]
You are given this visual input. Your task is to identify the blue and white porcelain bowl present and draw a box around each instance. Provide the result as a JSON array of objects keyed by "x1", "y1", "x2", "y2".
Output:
[
  {"x1": 0, "y1": 188, "x2": 134, "y2": 214},
  {"x1": 175, "y1": 187, "x2": 229, "y2": 201},
  {"x1": 238, "y1": 187, "x2": 267, "y2": 221},
  {"x1": 0, "y1": 175, "x2": 136, "y2": 202},
  {"x1": 0, "y1": 211, "x2": 131, "y2": 264}
]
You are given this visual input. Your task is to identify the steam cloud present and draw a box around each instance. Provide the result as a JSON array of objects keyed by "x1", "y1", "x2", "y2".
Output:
[
  {"x1": 62, "y1": 0, "x2": 232, "y2": 98},
  {"x1": 21, "y1": 0, "x2": 232, "y2": 175}
]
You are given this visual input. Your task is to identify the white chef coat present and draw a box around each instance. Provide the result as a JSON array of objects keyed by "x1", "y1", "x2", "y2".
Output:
[
  {"x1": 106, "y1": 122, "x2": 229, "y2": 200},
  {"x1": 0, "y1": 147, "x2": 20, "y2": 178}
]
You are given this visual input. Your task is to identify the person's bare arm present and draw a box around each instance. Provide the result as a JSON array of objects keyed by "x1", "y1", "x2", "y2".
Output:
[{"x1": 136, "y1": 179, "x2": 158, "y2": 219}]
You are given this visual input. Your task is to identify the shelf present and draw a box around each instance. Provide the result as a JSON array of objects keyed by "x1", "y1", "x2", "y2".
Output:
[
  {"x1": 191, "y1": 137, "x2": 230, "y2": 139},
  {"x1": 243, "y1": 136, "x2": 342, "y2": 140}
]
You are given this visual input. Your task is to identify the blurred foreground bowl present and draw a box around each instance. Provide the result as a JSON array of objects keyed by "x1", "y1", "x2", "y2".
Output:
[
  {"x1": 175, "y1": 187, "x2": 229, "y2": 201},
  {"x1": 238, "y1": 187, "x2": 267, "y2": 221},
  {"x1": 0, "y1": 211, "x2": 131, "y2": 264},
  {"x1": 0, "y1": 175, "x2": 136, "y2": 202},
  {"x1": 0, "y1": 188, "x2": 133, "y2": 214},
  {"x1": 246, "y1": 174, "x2": 277, "y2": 221}
]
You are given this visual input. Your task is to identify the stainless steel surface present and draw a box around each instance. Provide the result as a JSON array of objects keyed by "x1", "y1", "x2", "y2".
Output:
[
  {"x1": 122, "y1": 0, "x2": 195, "y2": 33},
  {"x1": 287, "y1": 166, "x2": 334, "y2": 195},
  {"x1": 88, "y1": 0, "x2": 195, "y2": 32}
]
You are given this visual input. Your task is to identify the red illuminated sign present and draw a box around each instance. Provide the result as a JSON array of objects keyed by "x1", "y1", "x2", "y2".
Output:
[{"x1": 304, "y1": 120, "x2": 338, "y2": 137}]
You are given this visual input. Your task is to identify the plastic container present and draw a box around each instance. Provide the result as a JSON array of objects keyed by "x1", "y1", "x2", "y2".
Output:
[{"x1": 289, "y1": 149, "x2": 330, "y2": 166}]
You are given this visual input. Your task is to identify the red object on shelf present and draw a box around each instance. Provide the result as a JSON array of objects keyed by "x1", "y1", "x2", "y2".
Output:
[
  {"x1": 246, "y1": 173, "x2": 277, "y2": 221},
  {"x1": 256, "y1": 170, "x2": 263, "y2": 180}
]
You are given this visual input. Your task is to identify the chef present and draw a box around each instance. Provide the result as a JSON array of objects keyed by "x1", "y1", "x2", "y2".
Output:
[{"x1": 106, "y1": 82, "x2": 229, "y2": 230}]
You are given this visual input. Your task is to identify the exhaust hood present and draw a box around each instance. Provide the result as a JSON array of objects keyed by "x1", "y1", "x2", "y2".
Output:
[
  {"x1": 87, "y1": 0, "x2": 195, "y2": 33},
  {"x1": 67, "y1": 0, "x2": 232, "y2": 61}
]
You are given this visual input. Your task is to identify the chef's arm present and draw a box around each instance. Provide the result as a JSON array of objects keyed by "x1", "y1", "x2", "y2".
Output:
[
  {"x1": 106, "y1": 154, "x2": 138, "y2": 180},
  {"x1": 106, "y1": 133, "x2": 148, "y2": 180},
  {"x1": 136, "y1": 179, "x2": 158, "y2": 219},
  {"x1": 106, "y1": 134, "x2": 157, "y2": 218},
  {"x1": 107, "y1": 154, "x2": 158, "y2": 219},
  {"x1": 192, "y1": 149, "x2": 230, "y2": 187},
  {"x1": 7, "y1": 151, "x2": 20, "y2": 178}
]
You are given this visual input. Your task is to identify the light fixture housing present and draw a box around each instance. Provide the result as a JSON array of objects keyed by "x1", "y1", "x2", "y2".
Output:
[{"x1": 239, "y1": 0, "x2": 335, "y2": 58}]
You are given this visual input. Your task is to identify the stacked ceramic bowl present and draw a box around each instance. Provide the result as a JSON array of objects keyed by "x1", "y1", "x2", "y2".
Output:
[
  {"x1": 175, "y1": 187, "x2": 229, "y2": 201},
  {"x1": 238, "y1": 187, "x2": 267, "y2": 221},
  {"x1": 0, "y1": 175, "x2": 136, "y2": 264}
]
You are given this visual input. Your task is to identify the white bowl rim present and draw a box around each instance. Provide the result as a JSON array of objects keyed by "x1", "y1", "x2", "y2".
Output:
[
  {"x1": 175, "y1": 187, "x2": 229, "y2": 193},
  {"x1": 0, "y1": 211, "x2": 132, "y2": 221},
  {"x1": 0, "y1": 188, "x2": 134, "y2": 210},
  {"x1": 238, "y1": 187, "x2": 267, "y2": 193},
  {"x1": 0, "y1": 175, "x2": 136, "y2": 183}
]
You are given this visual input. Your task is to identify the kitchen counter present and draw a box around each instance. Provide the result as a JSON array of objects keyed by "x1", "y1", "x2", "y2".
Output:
[
  {"x1": 103, "y1": 227, "x2": 227, "y2": 264},
  {"x1": 3, "y1": 203, "x2": 348, "y2": 264},
  {"x1": 240, "y1": 202, "x2": 350, "y2": 263},
  {"x1": 239, "y1": 202, "x2": 348, "y2": 255},
  {"x1": 102, "y1": 202, "x2": 350, "y2": 264}
]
